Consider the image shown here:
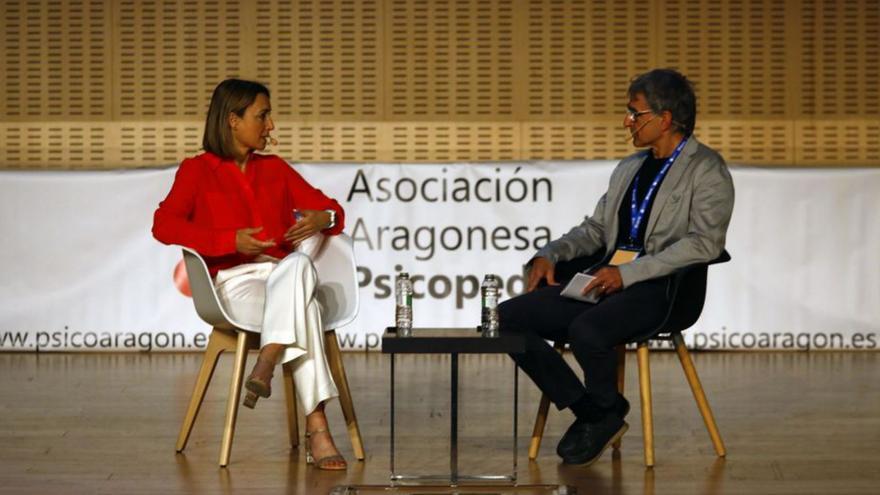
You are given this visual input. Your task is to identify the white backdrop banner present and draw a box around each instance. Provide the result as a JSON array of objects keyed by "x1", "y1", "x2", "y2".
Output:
[{"x1": 1, "y1": 163, "x2": 878, "y2": 351}]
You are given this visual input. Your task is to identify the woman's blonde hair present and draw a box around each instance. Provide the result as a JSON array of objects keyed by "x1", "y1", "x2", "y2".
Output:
[{"x1": 202, "y1": 79, "x2": 270, "y2": 158}]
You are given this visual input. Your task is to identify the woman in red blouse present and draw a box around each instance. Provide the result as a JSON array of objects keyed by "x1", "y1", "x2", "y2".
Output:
[{"x1": 153, "y1": 79, "x2": 348, "y2": 470}]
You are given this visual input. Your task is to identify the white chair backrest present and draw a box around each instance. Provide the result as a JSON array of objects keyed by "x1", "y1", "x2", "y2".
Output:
[
  {"x1": 180, "y1": 233, "x2": 359, "y2": 332},
  {"x1": 181, "y1": 247, "x2": 242, "y2": 330}
]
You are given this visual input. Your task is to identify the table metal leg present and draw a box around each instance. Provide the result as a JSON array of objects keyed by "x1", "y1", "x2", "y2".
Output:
[
  {"x1": 451, "y1": 352, "x2": 459, "y2": 485},
  {"x1": 388, "y1": 349, "x2": 518, "y2": 485},
  {"x1": 390, "y1": 353, "x2": 395, "y2": 481},
  {"x1": 513, "y1": 361, "x2": 518, "y2": 480}
]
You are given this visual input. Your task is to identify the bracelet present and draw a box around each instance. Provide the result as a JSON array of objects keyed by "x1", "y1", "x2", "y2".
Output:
[{"x1": 324, "y1": 209, "x2": 336, "y2": 229}]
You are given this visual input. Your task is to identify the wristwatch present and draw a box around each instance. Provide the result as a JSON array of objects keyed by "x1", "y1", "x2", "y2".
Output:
[{"x1": 324, "y1": 209, "x2": 336, "y2": 229}]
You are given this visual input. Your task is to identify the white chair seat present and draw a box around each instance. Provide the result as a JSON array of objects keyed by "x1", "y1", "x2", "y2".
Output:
[{"x1": 174, "y1": 234, "x2": 365, "y2": 467}]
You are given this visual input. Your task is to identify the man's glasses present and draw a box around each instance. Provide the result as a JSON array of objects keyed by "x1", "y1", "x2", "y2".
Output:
[{"x1": 625, "y1": 109, "x2": 654, "y2": 122}]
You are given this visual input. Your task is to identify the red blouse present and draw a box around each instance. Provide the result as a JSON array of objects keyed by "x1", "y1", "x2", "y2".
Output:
[{"x1": 152, "y1": 151, "x2": 345, "y2": 276}]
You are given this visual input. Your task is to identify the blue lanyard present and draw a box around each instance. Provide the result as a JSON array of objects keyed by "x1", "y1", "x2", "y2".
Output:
[{"x1": 628, "y1": 137, "x2": 688, "y2": 245}]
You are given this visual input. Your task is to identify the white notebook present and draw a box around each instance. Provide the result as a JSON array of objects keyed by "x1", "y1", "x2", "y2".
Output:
[{"x1": 560, "y1": 272, "x2": 602, "y2": 304}]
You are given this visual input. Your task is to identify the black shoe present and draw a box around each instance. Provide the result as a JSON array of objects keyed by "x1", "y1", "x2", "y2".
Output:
[
  {"x1": 557, "y1": 418, "x2": 589, "y2": 458},
  {"x1": 561, "y1": 414, "x2": 629, "y2": 466},
  {"x1": 557, "y1": 395, "x2": 629, "y2": 458}
]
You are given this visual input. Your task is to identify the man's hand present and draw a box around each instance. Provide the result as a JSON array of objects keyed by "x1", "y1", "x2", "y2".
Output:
[
  {"x1": 526, "y1": 257, "x2": 558, "y2": 292},
  {"x1": 583, "y1": 266, "x2": 623, "y2": 297},
  {"x1": 284, "y1": 209, "x2": 332, "y2": 246},
  {"x1": 235, "y1": 227, "x2": 276, "y2": 256}
]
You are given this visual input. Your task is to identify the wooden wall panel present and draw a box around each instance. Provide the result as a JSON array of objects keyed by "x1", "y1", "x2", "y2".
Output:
[
  {"x1": 797, "y1": 121, "x2": 880, "y2": 166},
  {"x1": 256, "y1": 0, "x2": 382, "y2": 119},
  {"x1": 113, "y1": 0, "x2": 243, "y2": 120},
  {"x1": 1, "y1": 0, "x2": 111, "y2": 120},
  {"x1": 273, "y1": 122, "x2": 382, "y2": 162},
  {"x1": 0, "y1": 123, "x2": 108, "y2": 168},
  {"x1": 385, "y1": 0, "x2": 515, "y2": 119},
  {"x1": 522, "y1": 121, "x2": 632, "y2": 160},
  {"x1": 387, "y1": 122, "x2": 518, "y2": 161},
  {"x1": 0, "y1": 0, "x2": 877, "y2": 168},
  {"x1": 696, "y1": 121, "x2": 793, "y2": 165},
  {"x1": 115, "y1": 123, "x2": 203, "y2": 166},
  {"x1": 797, "y1": 0, "x2": 880, "y2": 118},
  {"x1": 524, "y1": 0, "x2": 651, "y2": 119},
  {"x1": 656, "y1": 0, "x2": 788, "y2": 119}
]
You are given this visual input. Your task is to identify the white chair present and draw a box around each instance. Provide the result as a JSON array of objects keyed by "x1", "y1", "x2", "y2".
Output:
[{"x1": 174, "y1": 234, "x2": 365, "y2": 467}]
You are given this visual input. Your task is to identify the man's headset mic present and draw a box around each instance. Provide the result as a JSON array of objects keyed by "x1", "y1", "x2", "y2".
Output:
[
  {"x1": 622, "y1": 115, "x2": 657, "y2": 143},
  {"x1": 622, "y1": 116, "x2": 690, "y2": 144}
]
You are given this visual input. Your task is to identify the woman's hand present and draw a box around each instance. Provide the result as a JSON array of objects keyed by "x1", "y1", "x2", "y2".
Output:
[
  {"x1": 284, "y1": 209, "x2": 331, "y2": 246},
  {"x1": 236, "y1": 227, "x2": 276, "y2": 256},
  {"x1": 583, "y1": 266, "x2": 623, "y2": 297}
]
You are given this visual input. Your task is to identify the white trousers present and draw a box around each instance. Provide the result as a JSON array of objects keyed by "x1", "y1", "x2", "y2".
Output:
[{"x1": 213, "y1": 242, "x2": 338, "y2": 415}]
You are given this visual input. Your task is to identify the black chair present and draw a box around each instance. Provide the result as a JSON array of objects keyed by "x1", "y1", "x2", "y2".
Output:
[{"x1": 527, "y1": 251, "x2": 730, "y2": 467}]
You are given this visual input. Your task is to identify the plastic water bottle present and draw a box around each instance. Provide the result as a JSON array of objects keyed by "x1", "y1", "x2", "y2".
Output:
[
  {"x1": 395, "y1": 272, "x2": 413, "y2": 337},
  {"x1": 481, "y1": 274, "x2": 501, "y2": 337}
]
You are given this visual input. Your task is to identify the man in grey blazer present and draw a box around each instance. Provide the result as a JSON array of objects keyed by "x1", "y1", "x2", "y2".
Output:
[{"x1": 499, "y1": 69, "x2": 734, "y2": 466}]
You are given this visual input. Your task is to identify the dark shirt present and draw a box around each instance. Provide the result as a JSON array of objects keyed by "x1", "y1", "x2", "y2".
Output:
[{"x1": 615, "y1": 152, "x2": 671, "y2": 250}]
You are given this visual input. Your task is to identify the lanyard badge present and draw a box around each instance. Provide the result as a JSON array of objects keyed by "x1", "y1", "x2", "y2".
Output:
[{"x1": 610, "y1": 137, "x2": 688, "y2": 266}]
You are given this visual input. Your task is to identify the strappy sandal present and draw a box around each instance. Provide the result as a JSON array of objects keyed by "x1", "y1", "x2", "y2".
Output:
[
  {"x1": 242, "y1": 358, "x2": 274, "y2": 409},
  {"x1": 305, "y1": 429, "x2": 347, "y2": 471}
]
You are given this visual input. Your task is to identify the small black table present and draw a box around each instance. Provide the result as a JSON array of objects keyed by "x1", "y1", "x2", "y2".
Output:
[{"x1": 382, "y1": 327, "x2": 526, "y2": 486}]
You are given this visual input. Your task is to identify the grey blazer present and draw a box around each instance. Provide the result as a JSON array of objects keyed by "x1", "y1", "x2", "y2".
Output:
[{"x1": 534, "y1": 136, "x2": 735, "y2": 288}]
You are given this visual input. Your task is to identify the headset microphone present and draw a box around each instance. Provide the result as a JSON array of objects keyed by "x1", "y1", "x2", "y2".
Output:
[{"x1": 622, "y1": 115, "x2": 657, "y2": 144}]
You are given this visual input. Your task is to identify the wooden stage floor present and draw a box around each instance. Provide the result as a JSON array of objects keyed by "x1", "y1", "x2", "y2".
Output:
[{"x1": 0, "y1": 351, "x2": 877, "y2": 494}]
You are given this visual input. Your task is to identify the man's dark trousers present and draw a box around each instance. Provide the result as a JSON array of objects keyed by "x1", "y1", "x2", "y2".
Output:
[{"x1": 499, "y1": 277, "x2": 671, "y2": 412}]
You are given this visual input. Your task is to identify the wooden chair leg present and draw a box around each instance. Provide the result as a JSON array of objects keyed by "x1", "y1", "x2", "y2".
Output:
[
  {"x1": 612, "y1": 344, "x2": 626, "y2": 450},
  {"x1": 672, "y1": 333, "x2": 726, "y2": 457},
  {"x1": 637, "y1": 342, "x2": 654, "y2": 467},
  {"x1": 324, "y1": 329, "x2": 365, "y2": 461},
  {"x1": 176, "y1": 328, "x2": 235, "y2": 453},
  {"x1": 528, "y1": 394, "x2": 552, "y2": 460},
  {"x1": 282, "y1": 362, "x2": 299, "y2": 449},
  {"x1": 527, "y1": 342, "x2": 565, "y2": 460},
  {"x1": 219, "y1": 331, "x2": 250, "y2": 467}
]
